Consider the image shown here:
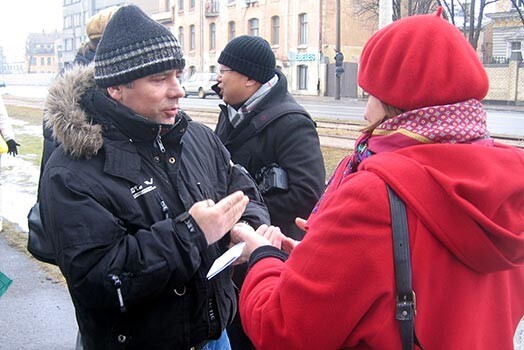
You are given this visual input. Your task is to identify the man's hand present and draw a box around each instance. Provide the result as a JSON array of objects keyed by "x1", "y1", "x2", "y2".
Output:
[
  {"x1": 6, "y1": 139, "x2": 19, "y2": 156},
  {"x1": 189, "y1": 191, "x2": 249, "y2": 245}
]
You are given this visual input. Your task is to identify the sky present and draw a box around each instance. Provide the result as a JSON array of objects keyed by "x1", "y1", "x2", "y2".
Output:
[{"x1": 0, "y1": 0, "x2": 62, "y2": 62}]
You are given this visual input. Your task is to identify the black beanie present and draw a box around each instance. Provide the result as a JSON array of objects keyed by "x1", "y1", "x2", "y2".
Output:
[
  {"x1": 94, "y1": 5, "x2": 185, "y2": 88},
  {"x1": 218, "y1": 35, "x2": 275, "y2": 83}
]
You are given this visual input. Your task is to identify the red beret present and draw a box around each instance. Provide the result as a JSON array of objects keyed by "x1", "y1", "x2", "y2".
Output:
[{"x1": 358, "y1": 7, "x2": 489, "y2": 111}]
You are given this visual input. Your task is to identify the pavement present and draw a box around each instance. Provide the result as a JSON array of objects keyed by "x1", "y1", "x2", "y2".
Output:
[{"x1": 0, "y1": 232, "x2": 78, "y2": 349}]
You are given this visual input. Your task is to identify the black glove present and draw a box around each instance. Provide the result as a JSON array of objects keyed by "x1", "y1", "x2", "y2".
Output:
[{"x1": 7, "y1": 139, "x2": 19, "y2": 156}]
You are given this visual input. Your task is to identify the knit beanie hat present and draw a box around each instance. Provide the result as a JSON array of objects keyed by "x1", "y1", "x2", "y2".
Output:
[
  {"x1": 218, "y1": 35, "x2": 275, "y2": 83},
  {"x1": 94, "y1": 5, "x2": 185, "y2": 88},
  {"x1": 358, "y1": 7, "x2": 489, "y2": 111}
]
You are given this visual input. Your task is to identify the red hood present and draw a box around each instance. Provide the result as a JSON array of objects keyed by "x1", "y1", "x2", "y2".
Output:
[{"x1": 361, "y1": 142, "x2": 524, "y2": 273}]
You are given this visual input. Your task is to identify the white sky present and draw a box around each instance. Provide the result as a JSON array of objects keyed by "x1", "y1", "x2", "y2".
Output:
[{"x1": 0, "y1": 0, "x2": 62, "y2": 61}]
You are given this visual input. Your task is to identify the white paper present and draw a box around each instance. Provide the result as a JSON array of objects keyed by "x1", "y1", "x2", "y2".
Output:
[{"x1": 206, "y1": 242, "x2": 246, "y2": 280}]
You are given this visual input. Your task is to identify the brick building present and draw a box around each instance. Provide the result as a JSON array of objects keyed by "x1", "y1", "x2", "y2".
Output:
[{"x1": 173, "y1": 0, "x2": 376, "y2": 96}]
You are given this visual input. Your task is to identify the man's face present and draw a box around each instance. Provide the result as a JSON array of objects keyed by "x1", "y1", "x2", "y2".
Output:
[
  {"x1": 217, "y1": 65, "x2": 258, "y2": 105},
  {"x1": 108, "y1": 69, "x2": 184, "y2": 125}
]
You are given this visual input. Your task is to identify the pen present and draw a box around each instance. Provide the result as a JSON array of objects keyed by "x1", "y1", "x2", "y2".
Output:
[{"x1": 196, "y1": 182, "x2": 209, "y2": 201}]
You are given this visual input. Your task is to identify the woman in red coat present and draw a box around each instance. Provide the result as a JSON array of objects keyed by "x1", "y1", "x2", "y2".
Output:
[{"x1": 231, "y1": 7, "x2": 524, "y2": 350}]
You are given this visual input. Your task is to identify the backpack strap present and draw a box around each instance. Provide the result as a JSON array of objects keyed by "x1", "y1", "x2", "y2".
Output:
[
  {"x1": 386, "y1": 185, "x2": 423, "y2": 350},
  {"x1": 226, "y1": 102, "x2": 311, "y2": 150}
]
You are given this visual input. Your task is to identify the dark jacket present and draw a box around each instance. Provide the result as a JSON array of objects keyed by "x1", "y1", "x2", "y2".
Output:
[
  {"x1": 214, "y1": 71, "x2": 325, "y2": 240},
  {"x1": 40, "y1": 65, "x2": 269, "y2": 349}
]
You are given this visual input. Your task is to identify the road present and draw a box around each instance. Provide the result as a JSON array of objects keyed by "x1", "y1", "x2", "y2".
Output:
[
  {"x1": 180, "y1": 95, "x2": 524, "y2": 137},
  {"x1": 2, "y1": 84, "x2": 524, "y2": 137}
]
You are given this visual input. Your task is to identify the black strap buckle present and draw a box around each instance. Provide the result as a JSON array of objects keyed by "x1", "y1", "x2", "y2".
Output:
[{"x1": 396, "y1": 291, "x2": 417, "y2": 321}]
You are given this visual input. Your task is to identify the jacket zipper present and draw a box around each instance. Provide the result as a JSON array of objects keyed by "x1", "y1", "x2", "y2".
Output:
[
  {"x1": 156, "y1": 134, "x2": 166, "y2": 153},
  {"x1": 109, "y1": 274, "x2": 126, "y2": 313}
]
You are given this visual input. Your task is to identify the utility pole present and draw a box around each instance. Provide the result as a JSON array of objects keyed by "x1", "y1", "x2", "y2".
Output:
[{"x1": 335, "y1": 0, "x2": 342, "y2": 100}]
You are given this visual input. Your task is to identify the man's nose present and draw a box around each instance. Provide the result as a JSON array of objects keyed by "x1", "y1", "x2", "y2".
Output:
[{"x1": 168, "y1": 76, "x2": 185, "y2": 98}]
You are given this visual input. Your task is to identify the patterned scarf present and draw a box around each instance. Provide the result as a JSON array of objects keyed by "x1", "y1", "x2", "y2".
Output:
[
  {"x1": 313, "y1": 99, "x2": 492, "y2": 215},
  {"x1": 346, "y1": 98, "x2": 492, "y2": 175},
  {"x1": 228, "y1": 74, "x2": 279, "y2": 128}
]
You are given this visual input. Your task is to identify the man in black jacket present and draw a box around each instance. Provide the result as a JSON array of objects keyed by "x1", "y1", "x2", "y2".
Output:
[
  {"x1": 213, "y1": 35, "x2": 326, "y2": 349},
  {"x1": 39, "y1": 6, "x2": 269, "y2": 349}
]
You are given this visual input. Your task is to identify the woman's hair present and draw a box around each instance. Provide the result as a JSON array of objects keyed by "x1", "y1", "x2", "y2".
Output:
[{"x1": 360, "y1": 101, "x2": 404, "y2": 134}]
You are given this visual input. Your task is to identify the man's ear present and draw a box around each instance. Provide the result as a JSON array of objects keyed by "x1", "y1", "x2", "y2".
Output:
[
  {"x1": 245, "y1": 78, "x2": 261, "y2": 88},
  {"x1": 107, "y1": 86, "x2": 123, "y2": 101}
]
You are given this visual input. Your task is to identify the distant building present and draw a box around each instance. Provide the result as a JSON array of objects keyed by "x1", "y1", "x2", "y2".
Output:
[
  {"x1": 0, "y1": 46, "x2": 6, "y2": 74},
  {"x1": 484, "y1": 0, "x2": 524, "y2": 63},
  {"x1": 173, "y1": 0, "x2": 376, "y2": 97},
  {"x1": 60, "y1": 0, "x2": 166, "y2": 65},
  {"x1": 25, "y1": 31, "x2": 62, "y2": 74}
]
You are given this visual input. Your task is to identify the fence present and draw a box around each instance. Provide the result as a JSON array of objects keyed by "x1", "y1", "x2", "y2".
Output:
[{"x1": 483, "y1": 57, "x2": 524, "y2": 104}]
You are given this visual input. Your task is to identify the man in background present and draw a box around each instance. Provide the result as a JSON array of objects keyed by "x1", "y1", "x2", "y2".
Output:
[{"x1": 213, "y1": 35, "x2": 325, "y2": 350}]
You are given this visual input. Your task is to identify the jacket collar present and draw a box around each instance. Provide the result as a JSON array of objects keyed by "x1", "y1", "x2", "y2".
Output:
[{"x1": 45, "y1": 64, "x2": 189, "y2": 159}]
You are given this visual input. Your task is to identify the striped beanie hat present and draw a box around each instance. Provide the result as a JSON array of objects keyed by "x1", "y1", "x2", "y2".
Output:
[
  {"x1": 94, "y1": 5, "x2": 185, "y2": 88},
  {"x1": 218, "y1": 35, "x2": 275, "y2": 83}
]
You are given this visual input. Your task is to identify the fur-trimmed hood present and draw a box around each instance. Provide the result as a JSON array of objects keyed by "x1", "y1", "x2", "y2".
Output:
[{"x1": 45, "y1": 64, "x2": 103, "y2": 159}]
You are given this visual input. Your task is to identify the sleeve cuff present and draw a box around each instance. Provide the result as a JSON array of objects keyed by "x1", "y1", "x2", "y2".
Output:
[
  {"x1": 248, "y1": 245, "x2": 288, "y2": 268},
  {"x1": 173, "y1": 211, "x2": 208, "y2": 252}
]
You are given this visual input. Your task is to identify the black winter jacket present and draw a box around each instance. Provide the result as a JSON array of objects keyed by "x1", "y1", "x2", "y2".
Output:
[
  {"x1": 214, "y1": 71, "x2": 325, "y2": 240},
  {"x1": 40, "y1": 65, "x2": 269, "y2": 349}
]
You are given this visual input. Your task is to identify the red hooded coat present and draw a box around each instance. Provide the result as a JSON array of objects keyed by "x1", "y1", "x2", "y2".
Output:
[{"x1": 240, "y1": 142, "x2": 524, "y2": 349}]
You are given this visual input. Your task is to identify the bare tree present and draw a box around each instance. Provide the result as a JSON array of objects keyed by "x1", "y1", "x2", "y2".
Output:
[
  {"x1": 437, "y1": 0, "x2": 498, "y2": 50},
  {"x1": 510, "y1": 0, "x2": 524, "y2": 24},
  {"x1": 354, "y1": 0, "x2": 524, "y2": 50},
  {"x1": 354, "y1": 0, "x2": 441, "y2": 22}
]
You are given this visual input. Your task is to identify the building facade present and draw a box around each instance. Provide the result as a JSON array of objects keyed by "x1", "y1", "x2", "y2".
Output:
[
  {"x1": 25, "y1": 32, "x2": 62, "y2": 74},
  {"x1": 173, "y1": 0, "x2": 376, "y2": 96}
]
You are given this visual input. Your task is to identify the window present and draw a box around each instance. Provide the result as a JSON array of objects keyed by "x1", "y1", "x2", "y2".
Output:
[
  {"x1": 271, "y1": 16, "x2": 280, "y2": 45},
  {"x1": 189, "y1": 65, "x2": 196, "y2": 77},
  {"x1": 228, "y1": 21, "x2": 236, "y2": 40},
  {"x1": 189, "y1": 25, "x2": 195, "y2": 50},
  {"x1": 209, "y1": 23, "x2": 216, "y2": 50},
  {"x1": 299, "y1": 13, "x2": 308, "y2": 45},
  {"x1": 40, "y1": 57, "x2": 45, "y2": 65},
  {"x1": 248, "y1": 18, "x2": 259, "y2": 36},
  {"x1": 190, "y1": 0, "x2": 195, "y2": 9},
  {"x1": 210, "y1": 65, "x2": 216, "y2": 73},
  {"x1": 178, "y1": 26, "x2": 184, "y2": 51},
  {"x1": 178, "y1": 0, "x2": 184, "y2": 11},
  {"x1": 298, "y1": 65, "x2": 308, "y2": 90},
  {"x1": 47, "y1": 57, "x2": 52, "y2": 65},
  {"x1": 65, "y1": 38, "x2": 73, "y2": 51}
]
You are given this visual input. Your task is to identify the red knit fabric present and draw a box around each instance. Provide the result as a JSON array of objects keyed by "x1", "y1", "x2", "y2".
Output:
[{"x1": 358, "y1": 8, "x2": 489, "y2": 111}]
